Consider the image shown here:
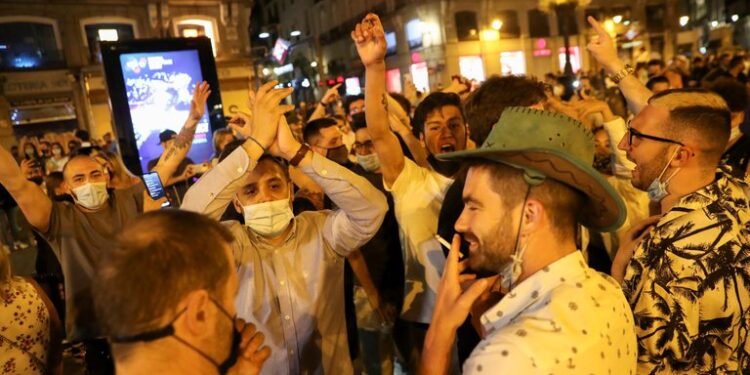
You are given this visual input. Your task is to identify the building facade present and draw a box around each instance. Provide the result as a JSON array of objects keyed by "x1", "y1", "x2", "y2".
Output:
[
  {"x1": 0, "y1": 0, "x2": 255, "y2": 147},
  {"x1": 252, "y1": 0, "x2": 748, "y2": 98}
]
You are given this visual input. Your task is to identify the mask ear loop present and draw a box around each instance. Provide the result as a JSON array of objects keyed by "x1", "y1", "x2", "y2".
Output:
[
  {"x1": 656, "y1": 146, "x2": 682, "y2": 183},
  {"x1": 507, "y1": 184, "x2": 533, "y2": 290}
]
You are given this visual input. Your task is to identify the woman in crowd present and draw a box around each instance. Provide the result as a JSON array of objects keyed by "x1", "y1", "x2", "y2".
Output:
[
  {"x1": 0, "y1": 243, "x2": 63, "y2": 374},
  {"x1": 44, "y1": 143, "x2": 69, "y2": 174},
  {"x1": 211, "y1": 127, "x2": 236, "y2": 166}
]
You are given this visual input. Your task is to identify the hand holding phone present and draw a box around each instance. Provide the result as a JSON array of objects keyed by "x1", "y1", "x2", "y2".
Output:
[{"x1": 141, "y1": 172, "x2": 170, "y2": 207}]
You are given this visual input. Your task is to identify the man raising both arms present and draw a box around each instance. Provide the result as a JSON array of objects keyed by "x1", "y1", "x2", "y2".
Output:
[{"x1": 0, "y1": 81, "x2": 211, "y2": 374}]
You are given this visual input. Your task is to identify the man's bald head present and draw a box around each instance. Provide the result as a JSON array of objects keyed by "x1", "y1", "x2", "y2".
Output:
[
  {"x1": 62, "y1": 155, "x2": 109, "y2": 188},
  {"x1": 648, "y1": 89, "x2": 731, "y2": 167}
]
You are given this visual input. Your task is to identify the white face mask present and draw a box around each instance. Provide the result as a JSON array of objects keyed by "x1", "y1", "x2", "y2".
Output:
[
  {"x1": 242, "y1": 198, "x2": 294, "y2": 238},
  {"x1": 646, "y1": 148, "x2": 681, "y2": 203},
  {"x1": 71, "y1": 182, "x2": 109, "y2": 209},
  {"x1": 498, "y1": 238, "x2": 528, "y2": 291},
  {"x1": 52, "y1": 148, "x2": 62, "y2": 157},
  {"x1": 356, "y1": 153, "x2": 380, "y2": 172}
]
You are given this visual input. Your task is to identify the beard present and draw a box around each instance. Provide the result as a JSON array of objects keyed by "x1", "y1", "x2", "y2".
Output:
[
  {"x1": 464, "y1": 215, "x2": 518, "y2": 277},
  {"x1": 631, "y1": 146, "x2": 670, "y2": 191}
]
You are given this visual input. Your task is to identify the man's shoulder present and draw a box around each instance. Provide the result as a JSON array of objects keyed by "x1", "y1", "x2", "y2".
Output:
[{"x1": 389, "y1": 158, "x2": 452, "y2": 197}]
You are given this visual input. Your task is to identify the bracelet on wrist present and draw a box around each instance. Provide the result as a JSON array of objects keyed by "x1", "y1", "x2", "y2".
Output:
[
  {"x1": 245, "y1": 136, "x2": 267, "y2": 153},
  {"x1": 608, "y1": 64, "x2": 634, "y2": 84}
]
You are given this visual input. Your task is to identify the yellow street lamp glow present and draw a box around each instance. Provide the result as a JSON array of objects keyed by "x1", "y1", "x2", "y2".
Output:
[
  {"x1": 679, "y1": 16, "x2": 689, "y2": 27},
  {"x1": 491, "y1": 19, "x2": 503, "y2": 31},
  {"x1": 612, "y1": 15, "x2": 622, "y2": 24},
  {"x1": 480, "y1": 29, "x2": 500, "y2": 41}
]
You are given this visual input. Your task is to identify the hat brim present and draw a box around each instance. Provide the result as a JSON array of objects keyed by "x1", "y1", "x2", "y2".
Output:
[{"x1": 438, "y1": 147, "x2": 626, "y2": 232}]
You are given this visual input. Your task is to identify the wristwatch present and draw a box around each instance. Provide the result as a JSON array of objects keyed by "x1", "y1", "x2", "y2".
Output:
[
  {"x1": 289, "y1": 144, "x2": 311, "y2": 167},
  {"x1": 609, "y1": 64, "x2": 634, "y2": 84}
]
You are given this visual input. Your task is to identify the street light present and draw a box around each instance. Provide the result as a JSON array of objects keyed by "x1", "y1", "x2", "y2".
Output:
[
  {"x1": 491, "y1": 19, "x2": 503, "y2": 31},
  {"x1": 731, "y1": 14, "x2": 739, "y2": 22},
  {"x1": 612, "y1": 15, "x2": 623, "y2": 24},
  {"x1": 310, "y1": 61, "x2": 318, "y2": 68},
  {"x1": 259, "y1": 32, "x2": 270, "y2": 39},
  {"x1": 679, "y1": 16, "x2": 689, "y2": 27},
  {"x1": 290, "y1": 30, "x2": 302, "y2": 37},
  {"x1": 539, "y1": 0, "x2": 592, "y2": 76}
]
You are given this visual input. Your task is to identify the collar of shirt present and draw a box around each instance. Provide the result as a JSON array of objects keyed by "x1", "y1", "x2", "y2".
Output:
[
  {"x1": 243, "y1": 217, "x2": 299, "y2": 257},
  {"x1": 656, "y1": 169, "x2": 748, "y2": 229},
  {"x1": 481, "y1": 251, "x2": 588, "y2": 334}
]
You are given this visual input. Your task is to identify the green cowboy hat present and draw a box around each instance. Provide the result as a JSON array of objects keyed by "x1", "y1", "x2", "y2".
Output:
[{"x1": 438, "y1": 106, "x2": 625, "y2": 232}]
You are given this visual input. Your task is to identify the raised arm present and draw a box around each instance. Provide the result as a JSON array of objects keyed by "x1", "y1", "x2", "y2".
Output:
[
  {"x1": 181, "y1": 81, "x2": 294, "y2": 219},
  {"x1": 0, "y1": 145, "x2": 52, "y2": 232},
  {"x1": 308, "y1": 83, "x2": 341, "y2": 122},
  {"x1": 587, "y1": 17, "x2": 653, "y2": 114},
  {"x1": 352, "y1": 14, "x2": 405, "y2": 186},
  {"x1": 151, "y1": 81, "x2": 210, "y2": 185}
]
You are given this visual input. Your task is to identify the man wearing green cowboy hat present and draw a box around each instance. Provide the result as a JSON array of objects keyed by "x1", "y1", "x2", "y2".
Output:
[{"x1": 420, "y1": 107, "x2": 637, "y2": 374}]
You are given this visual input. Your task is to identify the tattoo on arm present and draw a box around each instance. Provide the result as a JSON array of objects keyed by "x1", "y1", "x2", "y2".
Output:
[
  {"x1": 381, "y1": 94, "x2": 388, "y2": 111},
  {"x1": 162, "y1": 125, "x2": 197, "y2": 164}
]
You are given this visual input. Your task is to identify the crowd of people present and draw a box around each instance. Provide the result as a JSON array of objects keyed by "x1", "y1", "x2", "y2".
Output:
[{"x1": 1, "y1": 13, "x2": 749, "y2": 375}]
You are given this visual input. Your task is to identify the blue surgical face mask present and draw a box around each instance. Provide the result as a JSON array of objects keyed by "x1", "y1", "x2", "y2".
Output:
[
  {"x1": 356, "y1": 153, "x2": 380, "y2": 172},
  {"x1": 647, "y1": 148, "x2": 681, "y2": 202}
]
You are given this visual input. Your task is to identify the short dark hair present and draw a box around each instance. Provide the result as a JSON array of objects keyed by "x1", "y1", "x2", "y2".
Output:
[
  {"x1": 466, "y1": 160, "x2": 584, "y2": 240},
  {"x1": 646, "y1": 75, "x2": 670, "y2": 91},
  {"x1": 94, "y1": 210, "x2": 234, "y2": 337},
  {"x1": 463, "y1": 75, "x2": 547, "y2": 144},
  {"x1": 647, "y1": 59, "x2": 665, "y2": 69},
  {"x1": 728, "y1": 56, "x2": 745, "y2": 70},
  {"x1": 350, "y1": 113, "x2": 367, "y2": 132},
  {"x1": 303, "y1": 117, "x2": 338, "y2": 144},
  {"x1": 74, "y1": 129, "x2": 90, "y2": 141},
  {"x1": 709, "y1": 78, "x2": 749, "y2": 113},
  {"x1": 344, "y1": 95, "x2": 365, "y2": 115},
  {"x1": 412, "y1": 92, "x2": 464, "y2": 136},
  {"x1": 389, "y1": 93, "x2": 412, "y2": 115}
]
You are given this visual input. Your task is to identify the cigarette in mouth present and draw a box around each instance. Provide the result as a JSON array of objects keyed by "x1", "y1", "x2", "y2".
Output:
[{"x1": 435, "y1": 234, "x2": 464, "y2": 258}]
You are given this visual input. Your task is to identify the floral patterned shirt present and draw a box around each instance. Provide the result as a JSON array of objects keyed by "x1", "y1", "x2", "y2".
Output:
[
  {"x1": 622, "y1": 170, "x2": 750, "y2": 373},
  {"x1": 0, "y1": 278, "x2": 50, "y2": 374}
]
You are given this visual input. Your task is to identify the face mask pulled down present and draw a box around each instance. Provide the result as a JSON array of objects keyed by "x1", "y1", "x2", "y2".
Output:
[
  {"x1": 357, "y1": 153, "x2": 381, "y2": 172},
  {"x1": 71, "y1": 182, "x2": 109, "y2": 209},
  {"x1": 646, "y1": 148, "x2": 681, "y2": 203},
  {"x1": 242, "y1": 198, "x2": 294, "y2": 237}
]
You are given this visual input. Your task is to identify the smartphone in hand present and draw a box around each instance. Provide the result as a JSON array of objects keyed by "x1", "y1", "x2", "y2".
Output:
[{"x1": 141, "y1": 172, "x2": 170, "y2": 208}]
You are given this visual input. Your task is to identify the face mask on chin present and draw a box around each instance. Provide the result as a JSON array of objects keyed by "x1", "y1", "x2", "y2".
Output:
[
  {"x1": 242, "y1": 198, "x2": 294, "y2": 238},
  {"x1": 427, "y1": 154, "x2": 461, "y2": 177},
  {"x1": 71, "y1": 182, "x2": 109, "y2": 209},
  {"x1": 646, "y1": 148, "x2": 681, "y2": 203}
]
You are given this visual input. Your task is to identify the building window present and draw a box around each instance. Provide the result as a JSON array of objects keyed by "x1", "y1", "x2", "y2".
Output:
[
  {"x1": 528, "y1": 10, "x2": 550, "y2": 38},
  {"x1": 500, "y1": 51, "x2": 526, "y2": 75},
  {"x1": 497, "y1": 10, "x2": 520, "y2": 38},
  {"x1": 459, "y1": 56, "x2": 485, "y2": 82},
  {"x1": 645, "y1": 4, "x2": 666, "y2": 32},
  {"x1": 81, "y1": 19, "x2": 137, "y2": 63},
  {"x1": 455, "y1": 11, "x2": 479, "y2": 41},
  {"x1": 385, "y1": 31, "x2": 397, "y2": 56},
  {"x1": 174, "y1": 17, "x2": 219, "y2": 55},
  {"x1": 0, "y1": 17, "x2": 64, "y2": 70},
  {"x1": 405, "y1": 19, "x2": 423, "y2": 49}
]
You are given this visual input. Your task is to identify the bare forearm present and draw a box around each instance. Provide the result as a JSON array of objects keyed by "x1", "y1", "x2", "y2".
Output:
[
  {"x1": 397, "y1": 130, "x2": 429, "y2": 168},
  {"x1": 153, "y1": 119, "x2": 198, "y2": 183},
  {"x1": 365, "y1": 64, "x2": 392, "y2": 140},
  {"x1": 603, "y1": 61, "x2": 652, "y2": 115},
  {"x1": 420, "y1": 327, "x2": 456, "y2": 375},
  {"x1": 0, "y1": 146, "x2": 51, "y2": 230},
  {"x1": 308, "y1": 103, "x2": 326, "y2": 122}
]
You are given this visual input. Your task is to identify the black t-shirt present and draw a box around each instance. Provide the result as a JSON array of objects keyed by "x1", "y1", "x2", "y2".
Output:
[{"x1": 722, "y1": 134, "x2": 750, "y2": 179}]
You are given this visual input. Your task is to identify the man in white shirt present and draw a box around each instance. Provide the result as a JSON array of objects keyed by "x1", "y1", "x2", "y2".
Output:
[
  {"x1": 421, "y1": 107, "x2": 637, "y2": 374},
  {"x1": 181, "y1": 82, "x2": 388, "y2": 374},
  {"x1": 352, "y1": 14, "x2": 466, "y2": 371}
]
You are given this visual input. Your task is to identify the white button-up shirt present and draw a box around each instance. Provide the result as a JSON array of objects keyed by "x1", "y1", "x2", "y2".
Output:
[
  {"x1": 464, "y1": 251, "x2": 637, "y2": 374},
  {"x1": 182, "y1": 149, "x2": 388, "y2": 374}
]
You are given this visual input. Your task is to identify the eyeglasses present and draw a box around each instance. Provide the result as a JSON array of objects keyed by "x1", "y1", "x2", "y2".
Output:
[
  {"x1": 626, "y1": 124, "x2": 684, "y2": 146},
  {"x1": 353, "y1": 140, "x2": 374, "y2": 151}
]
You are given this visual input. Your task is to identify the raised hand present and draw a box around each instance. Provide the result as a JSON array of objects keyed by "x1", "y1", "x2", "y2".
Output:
[
  {"x1": 586, "y1": 17, "x2": 624, "y2": 75},
  {"x1": 321, "y1": 83, "x2": 342, "y2": 105},
  {"x1": 189, "y1": 81, "x2": 211, "y2": 121},
  {"x1": 230, "y1": 81, "x2": 294, "y2": 150},
  {"x1": 269, "y1": 113, "x2": 302, "y2": 161},
  {"x1": 351, "y1": 13, "x2": 387, "y2": 68}
]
